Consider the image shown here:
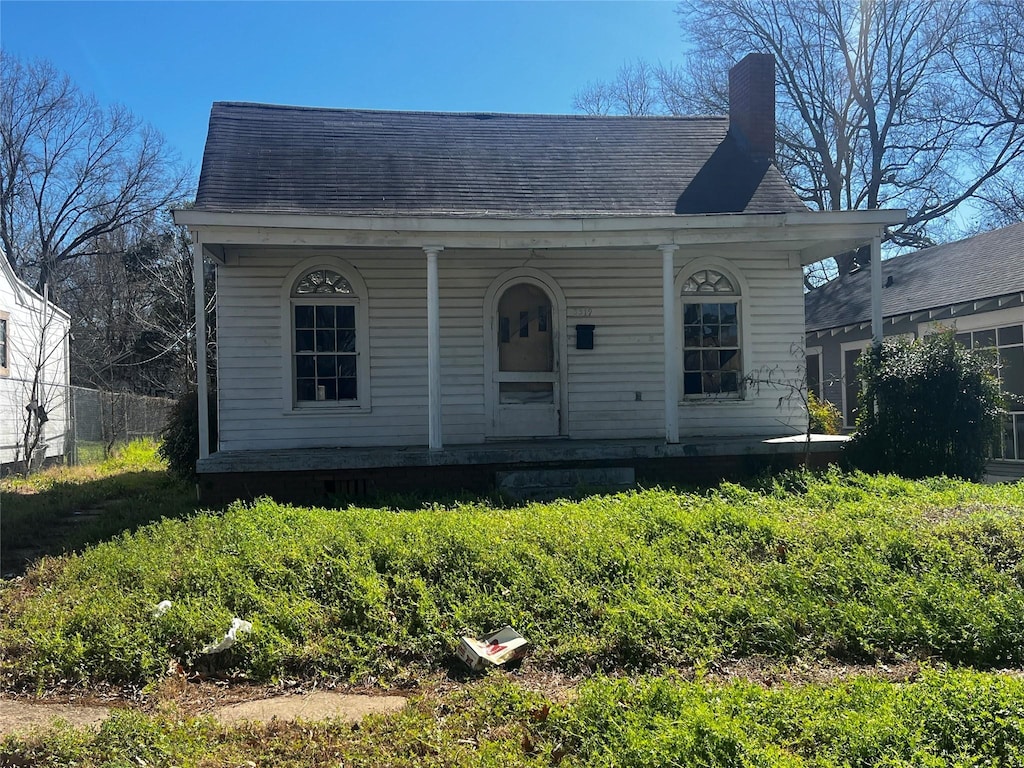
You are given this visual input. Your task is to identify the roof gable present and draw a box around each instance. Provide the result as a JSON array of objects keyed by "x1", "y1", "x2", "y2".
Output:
[
  {"x1": 805, "y1": 222, "x2": 1024, "y2": 332},
  {"x1": 194, "y1": 103, "x2": 806, "y2": 218}
]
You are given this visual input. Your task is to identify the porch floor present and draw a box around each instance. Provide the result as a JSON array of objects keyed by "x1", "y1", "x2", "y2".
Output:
[{"x1": 198, "y1": 433, "x2": 848, "y2": 474}]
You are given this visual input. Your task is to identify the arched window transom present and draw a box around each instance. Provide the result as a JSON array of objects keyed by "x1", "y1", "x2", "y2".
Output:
[
  {"x1": 682, "y1": 269, "x2": 736, "y2": 295},
  {"x1": 293, "y1": 269, "x2": 354, "y2": 296}
]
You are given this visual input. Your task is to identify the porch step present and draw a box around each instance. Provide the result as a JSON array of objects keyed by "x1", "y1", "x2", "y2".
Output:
[
  {"x1": 496, "y1": 466, "x2": 635, "y2": 501},
  {"x1": 985, "y1": 460, "x2": 1024, "y2": 483}
]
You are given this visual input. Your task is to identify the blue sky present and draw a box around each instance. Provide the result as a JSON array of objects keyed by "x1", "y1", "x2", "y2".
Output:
[{"x1": 1, "y1": 1, "x2": 686, "y2": 174}]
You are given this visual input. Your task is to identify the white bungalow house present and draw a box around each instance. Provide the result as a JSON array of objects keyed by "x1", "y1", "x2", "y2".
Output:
[
  {"x1": 174, "y1": 54, "x2": 905, "y2": 500},
  {"x1": 0, "y1": 250, "x2": 71, "y2": 473}
]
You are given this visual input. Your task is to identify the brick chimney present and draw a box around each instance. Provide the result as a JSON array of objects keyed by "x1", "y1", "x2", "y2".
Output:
[{"x1": 728, "y1": 53, "x2": 776, "y2": 163}]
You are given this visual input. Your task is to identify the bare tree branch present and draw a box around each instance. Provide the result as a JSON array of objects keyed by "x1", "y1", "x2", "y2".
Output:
[
  {"x1": 572, "y1": 0, "x2": 1024, "y2": 280},
  {"x1": 0, "y1": 51, "x2": 192, "y2": 294}
]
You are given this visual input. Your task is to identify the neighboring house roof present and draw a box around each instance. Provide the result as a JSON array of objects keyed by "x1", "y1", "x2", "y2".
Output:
[
  {"x1": 194, "y1": 102, "x2": 806, "y2": 218},
  {"x1": 0, "y1": 248, "x2": 27, "y2": 306},
  {"x1": 0, "y1": 247, "x2": 72, "y2": 320},
  {"x1": 805, "y1": 222, "x2": 1024, "y2": 333}
]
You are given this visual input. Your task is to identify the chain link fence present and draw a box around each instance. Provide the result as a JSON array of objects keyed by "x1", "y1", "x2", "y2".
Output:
[{"x1": 67, "y1": 387, "x2": 174, "y2": 465}]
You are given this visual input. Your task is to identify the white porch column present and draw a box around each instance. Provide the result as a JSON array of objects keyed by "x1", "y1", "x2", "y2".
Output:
[
  {"x1": 661, "y1": 244, "x2": 680, "y2": 444},
  {"x1": 870, "y1": 234, "x2": 883, "y2": 346},
  {"x1": 424, "y1": 246, "x2": 444, "y2": 451},
  {"x1": 192, "y1": 233, "x2": 210, "y2": 460}
]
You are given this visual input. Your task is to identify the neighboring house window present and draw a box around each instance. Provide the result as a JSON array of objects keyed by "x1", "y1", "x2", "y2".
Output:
[
  {"x1": 805, "y1": 347, "x2": 822, "y2": 401},
  {"x1": 291, "y1": 268, "x2": 361, "y2": 405},
  {"x1": 956, "y1": 323, "x2": 1024, "y2": 460},
  {"x1": 681, "y1": 269, "x2": 742, "y2": 396},
  {"x1": 955, "y1": 324, "x2": 1024, "y2": 407},
  {"x1": 840, "y1": 341, "x2": 871, "y2": 428},
  {"x1": 0, "y1": 313, "x2": 8, "y2": 376}
]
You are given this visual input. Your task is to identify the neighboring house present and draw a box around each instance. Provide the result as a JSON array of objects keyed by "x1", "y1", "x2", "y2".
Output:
[
  {"x1": 174, "y1": 54, "x2": 904, "y2": 500},
  {"x1": 804, "y1": 222, "x2": 1024, "y2": 468},
  {"x1": 0, "y1": 250, "x2": 71, "y2": 473}
]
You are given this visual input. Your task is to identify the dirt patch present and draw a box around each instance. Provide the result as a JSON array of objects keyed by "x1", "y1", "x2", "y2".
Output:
[
  {"x1": 0, "y1": 698, "x2": 110, "y2": 737},
  {"x1": 213, "y1": 691, "x2": 407, "y2": 725},
  {"x1": 0, "y1": 689, "x2": 409, "y2": 738},
  {"x1": 703, "y1": 657, "x2": 925, "y2": 686}
]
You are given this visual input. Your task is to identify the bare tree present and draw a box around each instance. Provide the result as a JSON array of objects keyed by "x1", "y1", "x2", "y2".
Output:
[
  {"x1": 954, "y1": 0, "x2": 1024, "y2": 226},
  {"x1": 0, "y1": 52, "x2": 191, "y2": 294},
  {"x1": 573, "y1": 0, "x2": 1024, "y2": 279},
  {"x1": 573, "y1": 60, "x2": 663, "y2": 116},
  {"x1": 60, "y1": 210, "x2": 200, "y2": 397}
]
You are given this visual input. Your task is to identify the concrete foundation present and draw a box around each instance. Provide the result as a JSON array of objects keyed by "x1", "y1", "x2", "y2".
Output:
[{"x1": 196, "y1": 435, "x2": 845, "y2": 505}]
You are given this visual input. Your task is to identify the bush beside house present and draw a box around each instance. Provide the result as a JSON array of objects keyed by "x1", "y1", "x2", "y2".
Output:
[{"x1": 844, "y1": 333, "x2": 1002, "y2": 480}]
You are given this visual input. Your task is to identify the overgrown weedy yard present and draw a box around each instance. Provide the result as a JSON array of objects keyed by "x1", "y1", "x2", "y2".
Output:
[{"x1": 1, "y1": 443, "x2": 1023, "y2": 765}]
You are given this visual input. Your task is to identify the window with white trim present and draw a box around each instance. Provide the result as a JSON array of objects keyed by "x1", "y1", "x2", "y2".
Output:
[
  {"x1": 955, "y1": 322, "x2": 1024, "y2": 460},
  {"x1": 682, "y1": 269, "x2": 742, "y2": 396},
  {"x1": 291, "y1": 268, "x2": 360, "y2": 405}
]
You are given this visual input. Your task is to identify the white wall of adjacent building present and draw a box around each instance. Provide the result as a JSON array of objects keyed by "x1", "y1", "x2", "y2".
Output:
[{"x1": 0, "y1": 262, "x2": 71, "y2": 467}]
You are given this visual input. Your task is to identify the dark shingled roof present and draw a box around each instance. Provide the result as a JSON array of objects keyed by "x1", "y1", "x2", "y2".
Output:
[
  {"x1": 194, "y1": 102, "x2": 806, "y2": 218},
  {"x1": 805, "y1": 222, "x2": 1024, "y2": 332}
]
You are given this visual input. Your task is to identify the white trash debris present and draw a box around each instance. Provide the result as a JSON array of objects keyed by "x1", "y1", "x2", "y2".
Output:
[
  {"x1": 456, "y1": 625, "x2": 528, "y2": 671},
  {"x1": 201, "y1": 617, "x2": 253, "y2": 654},
  {"x1": 152, "y1": 600, "x2": 173, "y2": 618}
]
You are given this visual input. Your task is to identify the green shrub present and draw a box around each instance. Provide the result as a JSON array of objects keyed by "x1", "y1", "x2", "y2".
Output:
[
  {"x1": 158, "y1": 389, "x2": 216, "y2": 478},
  {"x1": 844, "y1": 333, "x2": 1002, "y2": 480},
  {"x1": 807, "y1": 391, "x2": 842, "y2": 434}
]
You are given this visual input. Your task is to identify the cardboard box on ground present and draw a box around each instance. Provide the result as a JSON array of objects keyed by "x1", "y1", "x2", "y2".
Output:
[{"x1": 456, "y1": 626, "x2": 528, "y2": 671}]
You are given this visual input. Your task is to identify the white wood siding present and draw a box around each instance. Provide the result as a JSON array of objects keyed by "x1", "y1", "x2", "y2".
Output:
[
  {"x1": 0, "y1": 270, "x2": 71, "y2": 466},
  {"x1": 215, "y1": 247, "x2": 806, "y2": 452}
]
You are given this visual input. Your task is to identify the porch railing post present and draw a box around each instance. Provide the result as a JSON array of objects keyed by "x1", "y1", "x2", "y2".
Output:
[
  {"x1": 661, "y1": 244, "x2": 680, "y2": 444},
  {"x1": 193, "y1": 233, "x2": 210, "y2": 460},
  {"x1": 424, "y1": 246, "x2": 444, "y2": 451},
  {"x1": 870, "y1": 234, "x2": 883, "y2": 346}
]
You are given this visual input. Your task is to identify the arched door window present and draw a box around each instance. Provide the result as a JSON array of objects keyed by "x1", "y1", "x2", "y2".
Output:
[
  {"x1": 497, "y1": 282, "x2": 554, "y2": 405},
  {"x1": 484, "y1": 272, "x2": 564, "y2": 438}
]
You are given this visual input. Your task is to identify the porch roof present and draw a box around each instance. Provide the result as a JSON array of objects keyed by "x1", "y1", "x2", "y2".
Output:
[{"x1": 173, "y1": 208, "x2": 906, "y2": 268}]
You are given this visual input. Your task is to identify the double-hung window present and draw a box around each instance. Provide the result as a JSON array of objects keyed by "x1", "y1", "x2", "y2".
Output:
[
  {"x1": 681, "y1": 268, "x2": 742, "y2": 397},
  {"x1": 291, "y1": 267, "x2": 362, "y2": 406},
  {"x1": 954, "y1": 322, "x2": 1024, "y2": 460}
]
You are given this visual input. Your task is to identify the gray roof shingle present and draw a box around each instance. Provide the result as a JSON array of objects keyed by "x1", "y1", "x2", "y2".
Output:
[
  {"x1": 805, "y1": 222, "x2": 1024, "y2": 332},
  {"x1": 194, "y1": 102, "x2": 806, "y2": 218}
]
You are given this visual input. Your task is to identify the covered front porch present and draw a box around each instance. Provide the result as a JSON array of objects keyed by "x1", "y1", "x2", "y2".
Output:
[{"x1": 181, "y1": 209, "x2": 903, "y2": 463}]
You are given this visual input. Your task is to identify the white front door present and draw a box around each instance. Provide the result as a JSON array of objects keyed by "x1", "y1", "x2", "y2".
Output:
[{"x1": 493, "y1": 282, "x2": 559, "y2": 438}]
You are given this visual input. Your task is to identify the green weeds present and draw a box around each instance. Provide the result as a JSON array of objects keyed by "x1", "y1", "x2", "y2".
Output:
[
  {"x1": 1, "y1": 471, "x2": 1022, "y2": 687},
  {"x1": 3, "y1": 670, "x2": 1022, "y2": 766},
  {"x1": 551, "y1": 668, "x2": 1024, "y2": 766}
]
